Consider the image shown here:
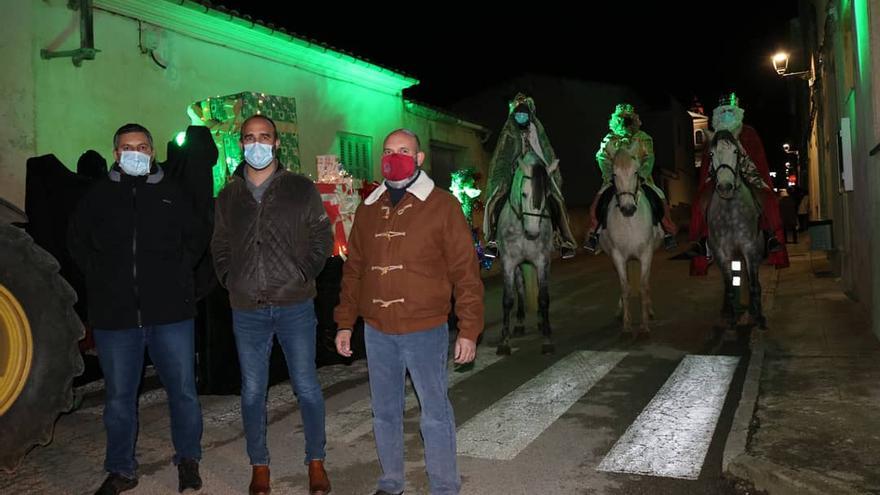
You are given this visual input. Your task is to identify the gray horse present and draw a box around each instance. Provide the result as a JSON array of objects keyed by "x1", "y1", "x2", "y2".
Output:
[
  {"x1": 496, "y1": 151, "x2": 556, "y2": 355},
  {"x1": 599, "y1": 139, "x2": 661, "y2": 336},
  {"x1": 706, "y1": 130, "x2": 767, "y2": 329}
]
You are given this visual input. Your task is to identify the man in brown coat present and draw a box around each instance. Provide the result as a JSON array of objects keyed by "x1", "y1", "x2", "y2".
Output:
[{"x1": 334, "y1": 129, "x2": 484, "y2": 495}]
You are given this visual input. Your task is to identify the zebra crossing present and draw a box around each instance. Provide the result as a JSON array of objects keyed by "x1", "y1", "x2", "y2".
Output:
[{"x1": 326, "y1": 347, "x2": 744, "y2": 482}]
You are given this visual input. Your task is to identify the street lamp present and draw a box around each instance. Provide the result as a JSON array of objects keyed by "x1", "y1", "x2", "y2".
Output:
[
  {"x1": 771, "y1": 52, "x2": 814, "y2": 82},
  {"x1": 783, "y1": 144, "x2": 801, "y2": 188}
]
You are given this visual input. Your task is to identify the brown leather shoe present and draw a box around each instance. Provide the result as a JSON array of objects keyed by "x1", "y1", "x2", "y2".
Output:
[
  {"x1": 249, "y1": 465, "x2": 270, "y2": 495},
  {"x1": 308, "y1": 459, "x2": 331, "y2": 495}
]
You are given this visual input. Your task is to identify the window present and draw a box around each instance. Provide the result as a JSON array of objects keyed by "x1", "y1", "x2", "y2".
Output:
[{"x1": 337, "y1": 132, "x2": 372, "y2": 181}]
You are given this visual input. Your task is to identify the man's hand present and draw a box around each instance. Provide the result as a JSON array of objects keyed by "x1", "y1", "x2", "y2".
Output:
[
  {"x1": 454, "y1": 337, "x2": 476, "y2": 364},
  {"x1": 335, "y1": 329, "x2": 353, "y2": 357}
]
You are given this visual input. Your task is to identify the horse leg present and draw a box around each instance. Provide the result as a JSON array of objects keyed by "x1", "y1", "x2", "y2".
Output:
[
  {"x1": 538, "y1": 261, "x2": 554, "y2": 354},
  {"x1": 496, "y1": 263, "x2": 515, "y2": 355},
  {"x1": 717, "y1": 254, "x2": 739, "y2": 341},
  {"x1": 611, "y1": 252, "x2": 632, "y2": 335},
  {"x1": 639, "y1": 252, "x2": 655, "y2": 335},
  {"x1": 716, "y1": 253, "x2": 736, "y2": 325},
  {"x1": 746, "y1": 252, "x2": 767, "y2": 329},
  {"x1": 513, "y1": 264, "x2": 526, "y2": 336}
]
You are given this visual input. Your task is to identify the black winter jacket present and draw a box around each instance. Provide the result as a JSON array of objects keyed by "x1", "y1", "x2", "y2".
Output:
[{"x1": 68, "y1": 165, "x2": 208, "y2": 329}]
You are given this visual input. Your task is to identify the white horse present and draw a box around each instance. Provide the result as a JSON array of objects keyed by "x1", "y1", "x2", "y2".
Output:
[
  {"x1": 496, "y1": 151, "x2": 556, "y2": 355},
  {"x1": 598, "y1": 139, "x2": 662, "y2": 335}
]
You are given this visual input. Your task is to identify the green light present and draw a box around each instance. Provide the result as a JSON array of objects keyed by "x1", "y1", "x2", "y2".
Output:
[
  {"x1": 95, "y1": 0, "x2": 418, "y2": 95},
  {"x1": 450, "y1": 168, "x2": 482, "y2": 222},
  {"x1": 854, "y1": 0, "x2": 870, "y2": 84},
  {"x1": 175, "y1": 132, "x2": 186, "y2": 146}
]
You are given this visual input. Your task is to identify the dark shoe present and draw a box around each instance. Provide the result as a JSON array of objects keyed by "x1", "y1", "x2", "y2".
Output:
[
  {"x1": 308, "y1": 460, "x2": 331, "y2": 495},
  {"x1": 484, "y1": 241, "x2": 498, "y2": 259},
  {"x1": 249, "y1": 465, "x2": 270, "y2": 495},
  {"x1": 584, "y1": 232, "x2": 600, "y2": 253},
  {"x1": 663, "y1": 233, "x2": 678, "y2": 251},
  {"x1": 561, "y1": 247, "x2": 576, "y2": 259},
  {"x1": 767, "y1": 236, "x2": 783, "y2": 253},
  {"x1": 693, "y1": 237, "x2": 712, "y2": 260},
  {"x1": 178, "y1": 458, "x2": 202, "y2": 493},
  {"x1": 94, "y1": 473, "x2": 138, "y2": 495},
  {"x1": 373, "y1": 491, "x2": 403, "y2": 495}
]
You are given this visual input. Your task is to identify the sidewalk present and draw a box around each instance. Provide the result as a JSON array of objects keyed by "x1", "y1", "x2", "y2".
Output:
[{"x1": 726, "y1": 236, "x2": 880, "y2": 494}]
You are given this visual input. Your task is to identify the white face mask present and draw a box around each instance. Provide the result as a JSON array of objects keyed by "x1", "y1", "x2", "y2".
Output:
[
  {"x1": 244, "y1": 143, "x2": 274, "y2": 169},
  {"x1": 119, "y1": 151, "x2": 151, "y2": 176}
]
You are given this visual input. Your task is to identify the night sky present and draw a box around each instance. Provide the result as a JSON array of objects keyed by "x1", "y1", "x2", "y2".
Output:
[{"x1": 213, "y1": 1, "x2": 803, "y2": 169}]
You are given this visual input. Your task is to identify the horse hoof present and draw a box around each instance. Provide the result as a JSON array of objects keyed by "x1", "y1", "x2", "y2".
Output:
[
  {"x1": 541, "y1": 343, "x2": 555, "y2": 354},
  {"x1": 512, "y1": 325, "x2": 525, "y2": 337},
  {"x1": 496, "y1": 344, "x2": 512, "y2": 356}
]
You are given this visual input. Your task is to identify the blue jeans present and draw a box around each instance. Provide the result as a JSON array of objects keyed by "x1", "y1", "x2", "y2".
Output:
[
  {"x1": 232, "y1": 300, "x2": 326, "y2": 465},
  {"x1": 365, "y1": 323, "x2": 460, "y2": 495},
  {"x1": 93, "y1": 319, "x2": 202, "y2": 478}
]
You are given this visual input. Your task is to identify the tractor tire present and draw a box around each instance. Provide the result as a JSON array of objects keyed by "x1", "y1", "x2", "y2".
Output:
[{"x1": 0, "y1": 224, "x2": 83, "y2": 472}]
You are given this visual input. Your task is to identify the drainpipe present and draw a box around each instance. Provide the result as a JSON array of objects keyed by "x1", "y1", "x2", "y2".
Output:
[{"x1": 41, "y1": 0, "x2": 99, "y2": 66}]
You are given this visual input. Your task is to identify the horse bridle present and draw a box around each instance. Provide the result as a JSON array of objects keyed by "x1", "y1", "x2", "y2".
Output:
[
  {"x1": 709, "y1": 146, "x2": 745, "y2": 196},
  {"x1": 612, "y1": 171, "x2": 643, "y2": 211},
  {"x1": 510, "y1": 172, "x2": 552, "y2": 222}
]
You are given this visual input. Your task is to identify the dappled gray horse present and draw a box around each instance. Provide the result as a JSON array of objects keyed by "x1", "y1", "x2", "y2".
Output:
[
  {"x1": 598, "y1": 139, "x2": 661, "y2": 335},
  {"x1": 496, "y1": 151, "x2": 555, "y2": 355},
  {"x1": 707, "y1": 130, "x2": 767, "y2": 329}
]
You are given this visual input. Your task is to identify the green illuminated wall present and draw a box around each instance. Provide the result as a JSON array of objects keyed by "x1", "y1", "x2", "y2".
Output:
[{"x1": 21, "y1": 0, "x2": 412, "y2": 195}]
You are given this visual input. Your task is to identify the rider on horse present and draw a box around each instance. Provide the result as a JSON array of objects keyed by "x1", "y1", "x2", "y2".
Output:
[
  {"x1": 584, "y1": 103, "x2": 678, "y2": 253},
  {"x1": 689, "y1": 93, "x2": 789, "y2": 275},
  {"x1": 483, "y1": 93, "x2": 577, "y2": 260}
]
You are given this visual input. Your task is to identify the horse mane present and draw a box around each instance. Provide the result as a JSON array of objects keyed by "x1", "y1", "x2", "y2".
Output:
[
  {"x1": 711, "y1": 129, "x2": 738, "y2": 147},
  {"x1": 530, "y1": 160, "x2": 548, "y2": 209}
]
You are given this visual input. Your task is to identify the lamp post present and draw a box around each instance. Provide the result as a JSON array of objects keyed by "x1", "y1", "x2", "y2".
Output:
[
  {"x1": 772, "y1": 52, "x2": 814, "y2": 83},
  {"x1": 783, "y1": 143, "x2": 801, "y2": 187}
]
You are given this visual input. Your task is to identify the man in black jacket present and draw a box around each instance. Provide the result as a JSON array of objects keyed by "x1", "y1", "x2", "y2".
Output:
[
  {"x1": 211, "y1": 115, "x2": 333, "y2": 495},
  {"x1": 69, "y1": 123, "x2": 207, "y2": 495}
]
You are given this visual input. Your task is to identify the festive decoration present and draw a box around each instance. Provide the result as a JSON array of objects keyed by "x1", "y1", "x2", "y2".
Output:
[
  {"x1": 473, "y1": 228, "x2": 494, "y2": 270},
  {"x1": 450, "y1": 167, "x2": 482, "y2": 222},
  {"x1": 449, "y1": 167, "x2": 492, "y2": 270},
  {"x1": 187, "y1": 92, "x2": 301, "y2": 196},
  {"x1": 315, "y1": 155, "x2": 362, "y2": 259},
  {"x1": 316, "y1": 181, "x2": 360, "y2": 259},
  {"x1": 316, "y1": 154, "x2": 347, "y2": 184}
]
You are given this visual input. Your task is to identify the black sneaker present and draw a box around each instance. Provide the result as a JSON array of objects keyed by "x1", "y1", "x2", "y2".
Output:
[
  {"x1": 373, "y1": 491, "x2": 403, "y2": 495},
  {"x1": 94, "y1": 473, "x2": 138, "y2": 495},
  {"x1": 561, "y1": 247, "x2": 576, "y2": 259},
  {"x1": 178, "y1": 458, "x2": 202, "y2": 493},
  {"x1": 484, "y1": 241, "x2": 499, "y2": 259},
  {"x1": 663, "y1": 233, "x2": 678, "y2": 251},
  {"x1": 584, "y1": 232, "x2": 600, "y2": 253}
]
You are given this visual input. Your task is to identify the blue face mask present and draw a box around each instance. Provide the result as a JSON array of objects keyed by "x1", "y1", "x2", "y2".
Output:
[
  {"x1": 244, "y1": 143, "x2": 274, "y2": 169},
  {"x1": 514, "y1": 112, "x2": 530, "y2": 126},
  {"x1": 119, "y1": 151, "x2": 151, "y2": 176}
]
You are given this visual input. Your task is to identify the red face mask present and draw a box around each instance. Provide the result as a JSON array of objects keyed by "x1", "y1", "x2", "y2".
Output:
[{"x1": 381, "y1": 153, "x2": 417, "y2": 181}]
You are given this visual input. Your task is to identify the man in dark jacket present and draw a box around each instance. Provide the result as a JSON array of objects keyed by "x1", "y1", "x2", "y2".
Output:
[
  {"x1": 211, "y1": 115, "x2": 333, "y2": 495},
  {"x1": 69, "y1": 123, "x2": 206, "y2": 495}
]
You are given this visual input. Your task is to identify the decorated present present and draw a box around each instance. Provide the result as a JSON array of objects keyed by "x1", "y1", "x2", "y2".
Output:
[
  {"x1": 316, "y1": 181, "x2": 361, "y2": 259},
  {"x1": 187, "y1": 92, "x2": 301, "y2": 196},
  {"x1": 316, "y1": 155, "x2": 345, "y2": 184}
]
